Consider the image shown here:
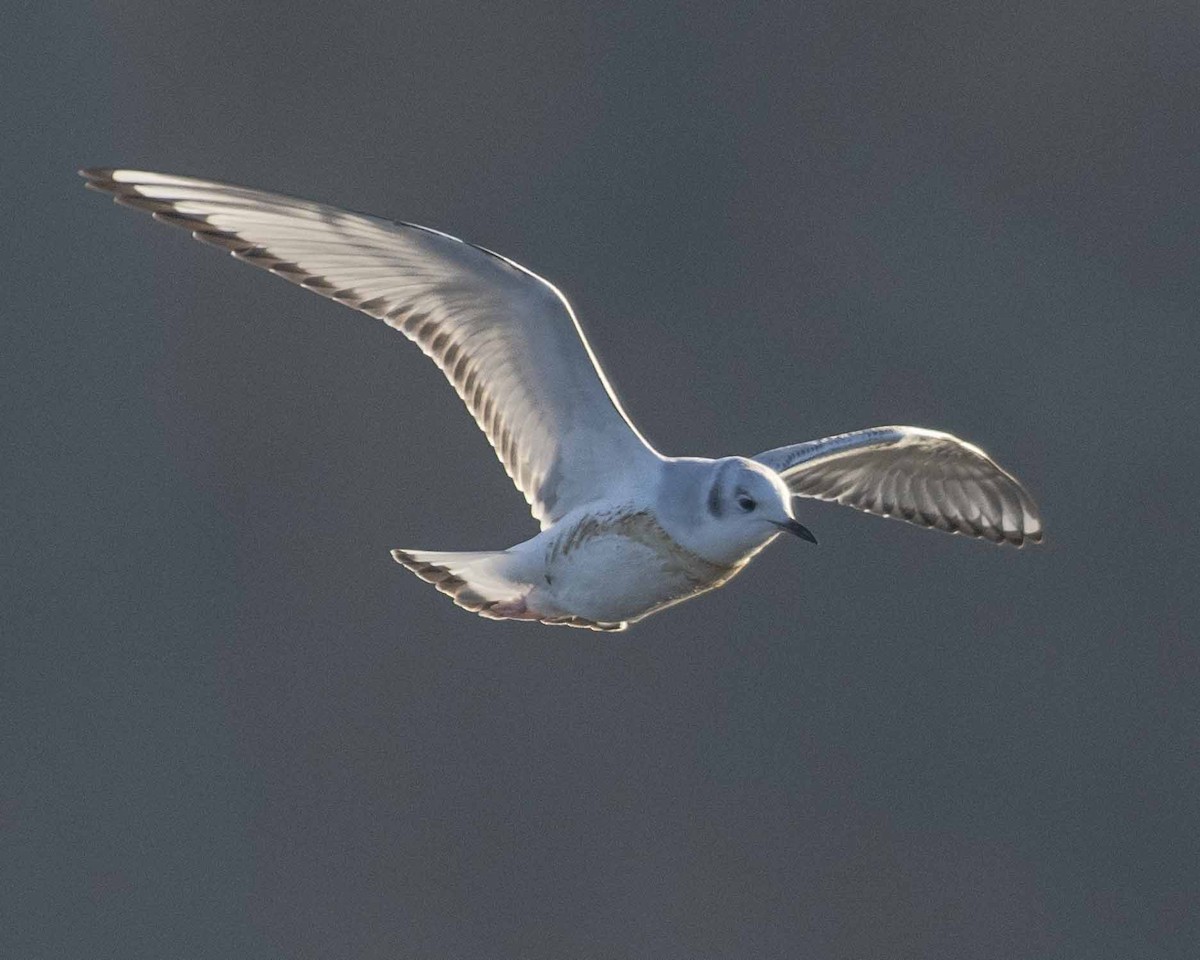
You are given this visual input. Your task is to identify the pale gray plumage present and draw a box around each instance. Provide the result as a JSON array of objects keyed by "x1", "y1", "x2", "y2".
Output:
[
  {"x1": 79, "y1": 168, "x2": 656, "y2": 528},
  {"x1": 754, "y1": 426, "x2": 1042, "y2": 546},
  {"x1": 81, "y1": 168, "x2": 1042, "y2": 631}
]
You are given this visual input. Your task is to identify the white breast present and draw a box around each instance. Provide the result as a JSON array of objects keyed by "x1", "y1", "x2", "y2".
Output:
[{"x1": 537, "y1": 510, "x2": 743, "y2": 624}]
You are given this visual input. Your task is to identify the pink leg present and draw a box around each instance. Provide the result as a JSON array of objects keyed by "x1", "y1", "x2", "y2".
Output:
[{"x1": 484, "y1": 596, "x2": 539, "y2": 620}]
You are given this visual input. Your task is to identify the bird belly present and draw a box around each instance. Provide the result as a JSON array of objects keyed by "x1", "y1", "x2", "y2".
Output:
[{"x1": 535, "y1": 511, "x2": 739, "y2": 624}]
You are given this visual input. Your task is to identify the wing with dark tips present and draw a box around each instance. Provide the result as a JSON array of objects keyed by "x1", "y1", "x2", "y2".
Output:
[
  {"x1": 80, "y1": 168, "x2": 660, "y2": 526},
  {"x1": 754, "y1": 426, "x2": 1042, "y2": 546}
]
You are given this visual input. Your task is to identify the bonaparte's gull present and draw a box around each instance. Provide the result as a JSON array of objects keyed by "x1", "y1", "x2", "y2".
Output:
[{"x1": 81, "y1": 169, "x2": 1042, "y2": 631}]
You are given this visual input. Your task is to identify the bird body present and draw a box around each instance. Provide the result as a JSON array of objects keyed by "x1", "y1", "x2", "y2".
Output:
[
  {"x1": 82, "y1": 168, "x2": 1042, "y2": 631},
  {"x1": 394, "y1": 506, "x2": 739, "y2": 631},
  {"x1": 393, "y1": 457, "x2": 786, "y2": 629}
]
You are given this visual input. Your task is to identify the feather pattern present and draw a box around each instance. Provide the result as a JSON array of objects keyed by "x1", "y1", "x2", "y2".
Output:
[
  {"x1": 80, "y1": 168, "x2": 659, "y2": 527},
  {"x1": 754, "y1": 426, "x2": 1042, "y2": 546}
]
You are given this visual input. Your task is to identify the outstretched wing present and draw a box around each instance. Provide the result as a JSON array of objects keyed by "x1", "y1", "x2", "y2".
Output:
[
  {"x1": 81, "y1": 168, "x2": 659, "y2": 527},
  {"x1": 754, "y1": 426, "x2": 1042, "y2": 547}
]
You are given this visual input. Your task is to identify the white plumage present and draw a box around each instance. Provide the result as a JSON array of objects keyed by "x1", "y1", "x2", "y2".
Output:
[{"x1": 82, "y1": 168, "x2": 1042, "y2": 630}]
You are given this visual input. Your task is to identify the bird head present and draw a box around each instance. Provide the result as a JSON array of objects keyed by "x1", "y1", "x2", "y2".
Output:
[{"x1": 687, "y1": 457, "x2": 816, "y2": 565}]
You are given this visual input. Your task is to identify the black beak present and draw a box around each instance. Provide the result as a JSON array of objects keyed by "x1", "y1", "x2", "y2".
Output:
[{"x1": 773, "y1": 519, "x2": 818, "y2": 544}]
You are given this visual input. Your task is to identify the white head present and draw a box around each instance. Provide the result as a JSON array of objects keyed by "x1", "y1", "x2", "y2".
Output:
[{"x1": 664, "y1": 456, "x2": 817, "y2": 566}]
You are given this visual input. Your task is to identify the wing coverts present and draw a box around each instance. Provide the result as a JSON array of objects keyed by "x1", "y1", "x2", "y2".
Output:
[
  {"x1": 80, "y1": 168, "x2": 658, "y2": 527},
  {"x1": 755, "y1": 426, "x2": 1042, "y2": 546}
]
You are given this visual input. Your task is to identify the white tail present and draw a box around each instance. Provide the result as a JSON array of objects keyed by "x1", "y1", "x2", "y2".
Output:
[
  {"x1": 390, "y1": 547, "x2": 625, "y2": 631},
  {"x1": 391, "y1": 548, "x2": 523, "y2": 614}
]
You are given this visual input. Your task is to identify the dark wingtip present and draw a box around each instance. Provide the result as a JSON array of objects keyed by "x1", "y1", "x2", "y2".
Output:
[{"x1": 79, "y1": 168, "x2": 124, "y2": 199}]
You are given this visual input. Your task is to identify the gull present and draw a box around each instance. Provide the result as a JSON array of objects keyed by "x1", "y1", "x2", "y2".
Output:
[{"x1": 81, "y1": 168, "x2": 1043, "y2": 631}]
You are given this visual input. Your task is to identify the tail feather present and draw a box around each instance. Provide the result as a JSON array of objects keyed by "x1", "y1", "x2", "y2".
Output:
[
  {"x1": 390, "y1": 548, "x2": 516, "y2": 612},
  {"x1": 390, "y1": 547, "x2": 626, "y2": 631}
]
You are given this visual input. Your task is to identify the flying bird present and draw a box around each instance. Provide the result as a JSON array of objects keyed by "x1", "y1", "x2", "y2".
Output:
[{"x1": 81, "y1": 168, "x2": 1042, "y2": 631}]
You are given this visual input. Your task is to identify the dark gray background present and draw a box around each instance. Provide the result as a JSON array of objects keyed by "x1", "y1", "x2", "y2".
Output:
[{"x1": 4, "y1": 1, "x2": 1198, "y2": 957}]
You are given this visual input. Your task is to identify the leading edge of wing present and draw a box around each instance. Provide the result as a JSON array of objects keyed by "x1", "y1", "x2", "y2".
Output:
[{"x1": 79, "y1": 167, "x2": 660, "y2": 523}]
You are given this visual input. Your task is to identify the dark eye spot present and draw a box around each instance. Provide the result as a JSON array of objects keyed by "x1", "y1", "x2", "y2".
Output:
[
  {"x1": 737, "y1": 495, "x2": 756, "y2": 512},
  {"x1": 707, "y1": 479, "x2": 723, "y2": 517}
]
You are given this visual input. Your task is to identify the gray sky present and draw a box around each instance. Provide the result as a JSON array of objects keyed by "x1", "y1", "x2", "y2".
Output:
[{"x1": 4, "y1": 1, "x2": 1198, "y2": 958}]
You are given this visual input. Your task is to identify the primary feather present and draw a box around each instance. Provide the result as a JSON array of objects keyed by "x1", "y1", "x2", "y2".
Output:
[
  {"x1": 80, "y1": 168, "x2": 659, "y2": 527},
  {"x1": 755, "y1": 426, "x2": 1042, "y2": 546}
]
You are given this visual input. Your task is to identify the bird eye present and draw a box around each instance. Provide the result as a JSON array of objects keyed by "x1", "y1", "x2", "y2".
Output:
[{"x1": 737, "y1": 495, "x2": 756, "y2": 512}]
